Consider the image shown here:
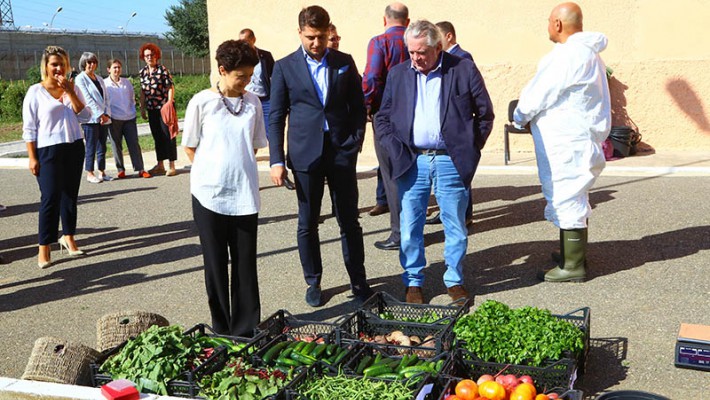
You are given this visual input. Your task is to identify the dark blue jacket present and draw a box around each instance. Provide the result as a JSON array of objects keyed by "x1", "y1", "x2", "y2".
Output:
[
  {"x1": 374, "y1": 52, "x2": 494, "y2": 187},
  {"x1": 268, "y1": 48, "x2": 366, "y2": 172},
  {"x1": 449, "y1": 44, "x2": 473, "y2": 61}
]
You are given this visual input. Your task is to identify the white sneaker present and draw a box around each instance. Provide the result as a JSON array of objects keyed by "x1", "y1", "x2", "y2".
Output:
[{"x1": 87, "y1": 175, "x2": 102, "y2": 184}]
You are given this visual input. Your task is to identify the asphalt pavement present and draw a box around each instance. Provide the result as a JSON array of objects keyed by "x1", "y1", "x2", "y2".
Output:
[{"x1": 0, "y1": 148, "x2": 709, "y2": 399}]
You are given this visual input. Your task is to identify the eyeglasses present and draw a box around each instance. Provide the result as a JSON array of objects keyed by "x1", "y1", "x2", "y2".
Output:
[
  {"x1": 87, "y1": 60, "x2": 97, "y2": 64},
  {"x1": 143, "y1": 53, "x2": 155, "y2": 58}
]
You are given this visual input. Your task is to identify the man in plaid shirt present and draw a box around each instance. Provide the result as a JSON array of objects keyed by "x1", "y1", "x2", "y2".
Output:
[{"x1": 363, "y1": 2, "x2": 410, "y2": 252}]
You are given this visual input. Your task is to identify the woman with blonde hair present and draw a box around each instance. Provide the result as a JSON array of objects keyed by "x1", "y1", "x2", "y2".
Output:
[{"x1": 23, "y1": 46, "x2": 91, "y2": 268}]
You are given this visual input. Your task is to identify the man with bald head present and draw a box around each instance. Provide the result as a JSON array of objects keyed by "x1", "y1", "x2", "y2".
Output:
[
  {"x1": 513, "y1": 2, "x2": 611, "y2": 282},
  {"x1": 363, "y1": 2, "x2": 410, "y2": 251}
]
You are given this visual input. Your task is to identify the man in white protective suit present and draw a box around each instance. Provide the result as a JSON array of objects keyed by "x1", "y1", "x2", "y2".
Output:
[{"x1": 513, "y1": 1, "x2": 611, "y2": 282}]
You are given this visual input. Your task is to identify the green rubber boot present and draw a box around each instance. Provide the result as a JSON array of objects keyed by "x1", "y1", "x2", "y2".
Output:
[{"x1": 543, "y1": 228, "x2": 587, "y2": 282}]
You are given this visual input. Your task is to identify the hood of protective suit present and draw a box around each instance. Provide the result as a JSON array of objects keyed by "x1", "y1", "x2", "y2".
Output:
[{"x1": 566, "y1": 31, "x2": 608, "y2": 54}]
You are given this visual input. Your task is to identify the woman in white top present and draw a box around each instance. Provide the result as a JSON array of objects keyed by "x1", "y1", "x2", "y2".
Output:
[
  {"x1": 182, "y1": 39, "x2": 266, "y2": 337},
  {"x1": 104, "y1": 59, "x2": 151, "y2": 179},
  {"x1": 23, "y1": 46, "x2": 91, "y2": 269},
  {"x1": 75, "y1": 52, "x2": 112, "y2": 183}
]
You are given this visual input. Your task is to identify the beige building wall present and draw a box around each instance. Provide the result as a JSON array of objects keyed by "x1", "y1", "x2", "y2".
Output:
[{"x1": 207, "y1": 0, "x2": 710, "y2": 154}]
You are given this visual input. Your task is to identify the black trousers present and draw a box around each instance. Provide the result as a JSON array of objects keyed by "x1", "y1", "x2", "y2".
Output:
[
  {"x1": 292, "y1": 136, "x2": 368, "y2": 294},
  {"x1": 36, "y1": 140, "x2": 85, "y2": 245},
  {"x1": 192, "y1": 196, "x2": 260, "y2": 337},
  {"x1": 147, "y1": 107, "x2": 177, "y2": 162},
  {"x1": 373, "y1": 123, "x2": 400, "y2": 242}
]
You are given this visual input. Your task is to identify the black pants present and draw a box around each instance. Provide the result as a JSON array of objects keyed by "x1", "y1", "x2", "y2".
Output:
[
  {"x1": 192, "y1": 196, "x2": 260, "y2": 337},
  {"x1": 373, "y1": 124, "x2": 400, "y2": 242},
  {"x1": 36, "y1": 140, "x2": 85, "y2": 245},
  {"x1": 147, "y1": 107, "x2": 177, "y2": 162},
  {"x1": 292, "y1": 136, "x2": 368, "y2": 294}
]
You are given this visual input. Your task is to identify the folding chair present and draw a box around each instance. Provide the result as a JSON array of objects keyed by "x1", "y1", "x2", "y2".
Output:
[{"x1": 503, "y1": 99, "x2": 531, "y2": 165}]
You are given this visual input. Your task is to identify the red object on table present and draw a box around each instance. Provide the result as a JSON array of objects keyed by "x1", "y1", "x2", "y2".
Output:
[{"x1": 101, "y1": 379, "x2": 139, "y2": 400}]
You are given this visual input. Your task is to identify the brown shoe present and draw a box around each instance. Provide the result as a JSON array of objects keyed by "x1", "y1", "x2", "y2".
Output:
[
  {"x1": 369, "y1": 204, "x2": 389, "y2": 216},
  {"x1": 405, "y1": 286, "x2": 424, "y2": 304},
  {"x1": 447, "y1": 285, "x2": 469, "y2": 306}
]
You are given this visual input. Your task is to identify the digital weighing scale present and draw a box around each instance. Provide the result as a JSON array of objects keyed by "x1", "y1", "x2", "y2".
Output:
[{"x1": 675, "y1": 323, "x2": 710, "y2": 371}]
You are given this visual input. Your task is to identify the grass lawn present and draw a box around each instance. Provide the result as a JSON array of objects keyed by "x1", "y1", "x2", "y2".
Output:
[
  {"x1": 0, "y1": 120, "x2": 180, "y2": 157},
  {"x1": 0, "y1": 121, "x2": 23, "y2": 143}
]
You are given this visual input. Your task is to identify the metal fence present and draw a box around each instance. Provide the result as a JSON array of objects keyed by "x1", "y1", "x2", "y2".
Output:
[{"x1": 0, "y1": 30, "x2": 210, "y2": 80}]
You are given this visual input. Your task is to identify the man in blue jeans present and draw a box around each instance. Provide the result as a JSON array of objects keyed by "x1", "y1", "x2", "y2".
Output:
[{"x1": 375, "y1": 20, "x2": 494, "y2": 305}]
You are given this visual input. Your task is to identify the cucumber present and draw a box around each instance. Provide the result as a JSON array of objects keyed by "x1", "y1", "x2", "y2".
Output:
[
  {"x1": 332, "y1": 347, "x2": 349, "y2": 365},
  {"x1": 395, "y1": 355, "x2": 410, "y2": 372},
  {"x1": 399, "y1": 364, "x2": 434, "y2": 377},
  {"x1": 275, "y1": 347, "x2": 293, "y2": 363},
  {"x1": 385, "y1": 358, "x2": 401, "y2": 368},
  {"x1": 435, "y1": 359, "x2": 444, "y2": 372},
  {"x1": 311, "y1": 343, "x2": 328, "y2": 358},
  {"x1": 276, "y1": 357, "x2": 301, "y2": 368},
  {"x1": 375, "y1": 373, "x2": 401, "y2": 380},
  {"x1": 326, "y1": 344, "x2": 338, "y2": 356},
  {"x1": 363, "y1": 364, "x2": 393, "y2": 377},
  {"x1": 293, "y1": 341, "x2": 307, "y2": 353},
  {"x1": 301, "y1": 341, "x2": 317, "y2": 356},
  {"x1": 291, "y1": 351, "x2": 317, "y2": 366},
  {"x1": 355, "y1": 355, "x2": 372, "y2": 375},
  {"x1": 262, "y1": 341, "x2": 289, "y2": 364}
]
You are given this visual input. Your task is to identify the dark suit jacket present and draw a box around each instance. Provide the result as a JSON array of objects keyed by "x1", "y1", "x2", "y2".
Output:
[
  {"x1": 374, "y1": 52, "x2": 494, "y2": 187},
  {"x1": 268, "y1": 48, "x2": 366, "y2": 172},
  {"x1": 257, "y1": 48, "x2": 275, "y2": 100},
  {"x1": 450, "y1": 45, "x2": 473, "y2": 61}
]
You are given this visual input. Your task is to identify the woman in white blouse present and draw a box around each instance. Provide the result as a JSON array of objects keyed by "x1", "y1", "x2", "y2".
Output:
[
  {"x1": 104, "y1": 59, "x2": 150, "y2": 179},
  {"x1": 23, "y1": 46, "x2": 91, "y2": 269},
  {"x1": 75, "y1": 52, "x2": 112, "y2": 183},
  {"x1": 182, "y1": 40, "x2": 266, "y2": 337}
]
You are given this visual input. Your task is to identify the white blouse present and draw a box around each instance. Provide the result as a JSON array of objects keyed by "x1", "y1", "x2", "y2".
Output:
[
  {"x1": 22, "y1": 83, "x2": 92, "y2": 148},
  {"x1": 104, "y1": 76, "x2": 137, "y2": 121},
  {"x1": 182, "y1": 89, "x2": 267, "y2": 216}
]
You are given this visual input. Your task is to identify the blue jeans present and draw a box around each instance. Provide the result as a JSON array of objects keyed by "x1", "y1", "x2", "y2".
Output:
[
  {"x1": 83, "y1": 123, "x2": 108, "y2": 171},
  {"x1": 397, "y1": 154, "x2": 469, "y2": 288}
]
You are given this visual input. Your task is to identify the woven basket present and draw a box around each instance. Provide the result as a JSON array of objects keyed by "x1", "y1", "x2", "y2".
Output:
[
  {"x1": 22, "y1": 337, "x2": 100, "y2": 386},
  {"x1": 96, "y1": 310, "x2": 169, "y2": 351}
]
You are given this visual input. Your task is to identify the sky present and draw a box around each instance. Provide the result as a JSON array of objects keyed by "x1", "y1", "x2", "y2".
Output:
[{"x1": 9, "y1": 0, "x2": 182, "y2": 35}]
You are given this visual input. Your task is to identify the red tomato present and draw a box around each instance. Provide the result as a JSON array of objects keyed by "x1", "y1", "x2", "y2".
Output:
[
  {"x1": 535, "y1": 395, "x2": 551, "y2": 400},
  {"x1": 477, "y1": 374, "x2": 495, "y2": 385},
  {"x1": 547, "y1": 394, "x2": 559, "y2": 399},
  {"x1": 519, "y1": 375, "x2": 534, "y2": 385},
  {"x1": 455, "y1": 379, "x2": 479, "y2": 400},
  {"x1": 445, "y1": 396, "x2": 462, "y2": 400}
]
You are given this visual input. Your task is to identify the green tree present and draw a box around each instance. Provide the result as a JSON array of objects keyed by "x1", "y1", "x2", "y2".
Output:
[{"x1": 164, "y1": 0, "x2": 209, "y2": 57}]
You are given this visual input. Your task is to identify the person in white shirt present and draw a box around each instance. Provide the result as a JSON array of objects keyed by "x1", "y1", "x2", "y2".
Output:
[
  {"x1": 182, "y1": 39, "x2": 266, "y2": 337},
  {"x1": 75, "y1": 52, "x2": 112, "y2": 183},
  {"x1": 513, "y1": 2, "x2": 611, "y2": 282},
  {"x1": 23, "y1": 46, "x2": 92, "y2": 269},
  {"x1": 104, "y1": 59, "x2": 150, "y2": 179}
]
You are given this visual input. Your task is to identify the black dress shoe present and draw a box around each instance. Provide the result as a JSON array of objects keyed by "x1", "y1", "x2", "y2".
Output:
[
  {"x1": 305, "y1": 285, "x2": 322, "y2": 307},
  {"x1": 374, "y1": 238, "x2": 400, "y2": 250},
  {"x1": 369, "y1": 204, "x2": 389, "y2": 216},
  {"x1": 351, "y1": 285, "x2": 375, "y2": 304},
  {"x1": 425, "y1": 212, "x2": 442, "y2": 225}
]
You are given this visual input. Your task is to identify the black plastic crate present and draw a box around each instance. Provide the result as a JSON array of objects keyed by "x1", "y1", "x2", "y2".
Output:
[
  {"x1": 437, "y1": 376, "x2": 583, "y2": 400},
  {"x1": 285, "y1": 362, "x2": 441, "y2": 400},
  {"x1": 455, "y1": 306, "x2": 591, "y2": 378},
  {"x1": 336, "y1": 310, "x2": 455, "y2": 357},
  {"x1": 338, "y1": 343, "x2": 453, "y2": 379},
  {"x1": 360, "y1": 291, "x2": 472, "y2": 325},
  {"x1": 451, "y1": 348, "x2": 578, "y2": 392},
  {"x1": 252, "y1": 333, "x2": 357, "y2": 373},
  {"x1": 91, "y1": 323, "x2": 267, "y2": 398},
  {"x1": 256, "y1": 309, "x2": 340, "y2": 342}
]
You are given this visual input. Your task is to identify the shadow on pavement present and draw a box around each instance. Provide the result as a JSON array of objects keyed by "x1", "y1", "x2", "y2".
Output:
[{"x1": 579, "y1": 337, "x2": 629, "y2": 398}]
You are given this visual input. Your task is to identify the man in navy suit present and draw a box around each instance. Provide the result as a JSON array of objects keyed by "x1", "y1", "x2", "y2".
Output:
[
  {"x1": 436, "y1": 21, "x2": 473, "y2": 61},
  {"x1": 268, "y1": 5, "x2": 373, "y2": 307},
  {"x1": 375, "y1": 20, "x2": 494, "y2": 305},
  {"x1": 426, "y1": 21, "x2": 475, "y2": 226}
]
